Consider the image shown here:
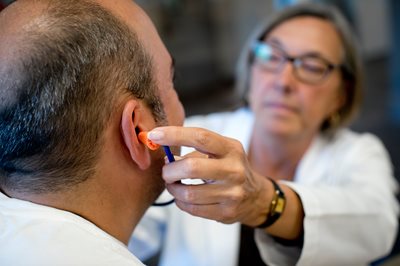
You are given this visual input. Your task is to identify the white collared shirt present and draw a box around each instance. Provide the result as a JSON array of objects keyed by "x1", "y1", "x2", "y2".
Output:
[{"x1": 0, "y1": 192, "x2": 144, "y2": 266}]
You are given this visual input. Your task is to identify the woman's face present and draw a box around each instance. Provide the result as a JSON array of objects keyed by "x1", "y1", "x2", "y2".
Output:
[{"x1": 249, "y1": 16, "x2": 345, "y2": 139}]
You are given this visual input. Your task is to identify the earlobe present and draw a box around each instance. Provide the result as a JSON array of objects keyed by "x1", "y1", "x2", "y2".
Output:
[
  {"x1": 330, "y1": 86, "x2": 346, "y2": 116},
  {"x1": 338, "y1": 83, "x2": 347, "y2": 109},
  {"x1": 121, "y1": 100, "x2": 151, "y2": 170}
]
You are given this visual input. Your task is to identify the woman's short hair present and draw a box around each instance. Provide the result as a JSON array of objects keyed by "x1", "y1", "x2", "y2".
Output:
[{"x1": 235, "y1": 3, "x2": 363, "y2": 133}]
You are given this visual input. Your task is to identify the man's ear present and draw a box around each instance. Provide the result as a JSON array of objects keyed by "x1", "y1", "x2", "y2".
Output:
[{"x1": 120, "y1": 100, "x2": 151, "y2": 170}]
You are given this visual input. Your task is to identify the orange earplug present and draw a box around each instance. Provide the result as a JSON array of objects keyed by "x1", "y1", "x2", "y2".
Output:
[{"x1": 138, "y1": 131, "x2": 160, "y2": 150}]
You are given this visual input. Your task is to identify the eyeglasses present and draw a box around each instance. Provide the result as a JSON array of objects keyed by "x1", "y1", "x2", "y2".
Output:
[{"x1": 252, "y1": 41, "x2": 342, "y2": 85}]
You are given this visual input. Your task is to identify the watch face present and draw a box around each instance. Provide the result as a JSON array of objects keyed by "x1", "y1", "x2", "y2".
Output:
[{"x1": 274, "y1": 197, "x2": 286, "y2": 214}]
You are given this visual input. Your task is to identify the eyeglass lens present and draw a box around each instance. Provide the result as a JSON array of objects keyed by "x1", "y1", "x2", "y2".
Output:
[{"x1": 252, "y1": 42, "x2": 335, "y2": 84}]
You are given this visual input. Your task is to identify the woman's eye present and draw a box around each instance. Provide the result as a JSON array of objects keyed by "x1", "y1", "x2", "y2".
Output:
[{"x1": 301, "y1": 61, "x2": 327, "y2": 74}]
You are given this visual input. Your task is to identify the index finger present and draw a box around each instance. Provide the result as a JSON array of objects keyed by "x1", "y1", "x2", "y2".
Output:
[{"x1": 148, "y1": 126, "x2": 230, "y2": 157}]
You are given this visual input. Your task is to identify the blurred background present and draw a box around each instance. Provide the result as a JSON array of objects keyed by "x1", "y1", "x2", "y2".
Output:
[
  {"x1": 133, "y1": 1, "x2": 400, "y2": 195},
  {"x1": 1, "y1": 0, "x2": 400, "y2": 262}
]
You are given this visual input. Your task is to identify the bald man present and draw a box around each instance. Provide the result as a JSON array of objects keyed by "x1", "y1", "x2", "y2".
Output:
[{"x1": 0, "y1": 0, "x2": 184, "y2": 265}]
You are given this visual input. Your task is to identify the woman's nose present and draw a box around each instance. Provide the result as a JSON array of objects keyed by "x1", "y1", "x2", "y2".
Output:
[{"x1": 272, "y1": 61, "x2": 296, "y2": 93}]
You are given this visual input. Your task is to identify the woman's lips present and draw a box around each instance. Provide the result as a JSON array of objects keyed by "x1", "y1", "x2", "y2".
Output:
[{"x1": 264, "y1": 102, "x2": 298, "y2": 113}]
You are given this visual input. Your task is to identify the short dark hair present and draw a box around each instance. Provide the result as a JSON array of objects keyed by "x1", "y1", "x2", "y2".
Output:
[
  {"x1": 235, "y1": 3, "x2": 363, "y2": 133},
  {"x1": 0, "y1": 0, "x2": 166, "y2": 193}
]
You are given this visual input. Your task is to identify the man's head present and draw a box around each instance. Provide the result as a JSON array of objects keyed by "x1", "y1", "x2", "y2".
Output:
[{"x1": 0, "y1": 0, "x2": 184, "y2": 197}]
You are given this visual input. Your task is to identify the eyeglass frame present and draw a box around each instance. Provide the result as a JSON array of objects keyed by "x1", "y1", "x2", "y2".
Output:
[{"x1": 251, "y1": 41, "x2": 343, "y2": 85}]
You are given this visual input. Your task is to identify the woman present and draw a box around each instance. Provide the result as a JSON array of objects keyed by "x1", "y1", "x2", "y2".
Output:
[{"x1": 131, "y1": 3, "x2": 399, "y2": 265}]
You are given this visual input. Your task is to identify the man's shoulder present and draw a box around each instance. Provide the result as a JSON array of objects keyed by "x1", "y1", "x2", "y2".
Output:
[{"x1": 0, "y1": 198, "x2": 143, "y2": 265}]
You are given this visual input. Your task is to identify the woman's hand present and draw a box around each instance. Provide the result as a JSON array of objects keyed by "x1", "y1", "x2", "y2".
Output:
[{"x1": 147, "y1": 126, "x2": 273, "y2": 226}]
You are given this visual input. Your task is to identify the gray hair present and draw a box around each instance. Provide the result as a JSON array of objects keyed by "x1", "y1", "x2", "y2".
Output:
[{"x1": 235, "y1": 3, "x2": 363, "y2": 133}]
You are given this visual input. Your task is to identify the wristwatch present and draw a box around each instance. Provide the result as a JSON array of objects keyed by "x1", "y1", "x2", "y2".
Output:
[{"x1": 257, "y1": 177, "x2": 286, "y2": 228}]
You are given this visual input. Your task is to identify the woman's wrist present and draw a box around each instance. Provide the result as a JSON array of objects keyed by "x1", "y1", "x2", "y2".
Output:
[{"x1": 256, "y1": 177, "x2": 286, "y2": 228}]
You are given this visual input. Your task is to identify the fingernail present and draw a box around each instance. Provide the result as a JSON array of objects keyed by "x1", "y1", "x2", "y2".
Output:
[{"x1": 148, "y1": 130, "x2": 164, "y2": 140}]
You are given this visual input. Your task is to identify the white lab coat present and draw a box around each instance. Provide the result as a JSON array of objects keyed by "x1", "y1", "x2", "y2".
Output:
[
  {"x1": 0, "y1": 192, "x2": 144, "y2": 266},
  {"x1": 130, "y1": 108, "x2": 399, "y2": 266}
]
